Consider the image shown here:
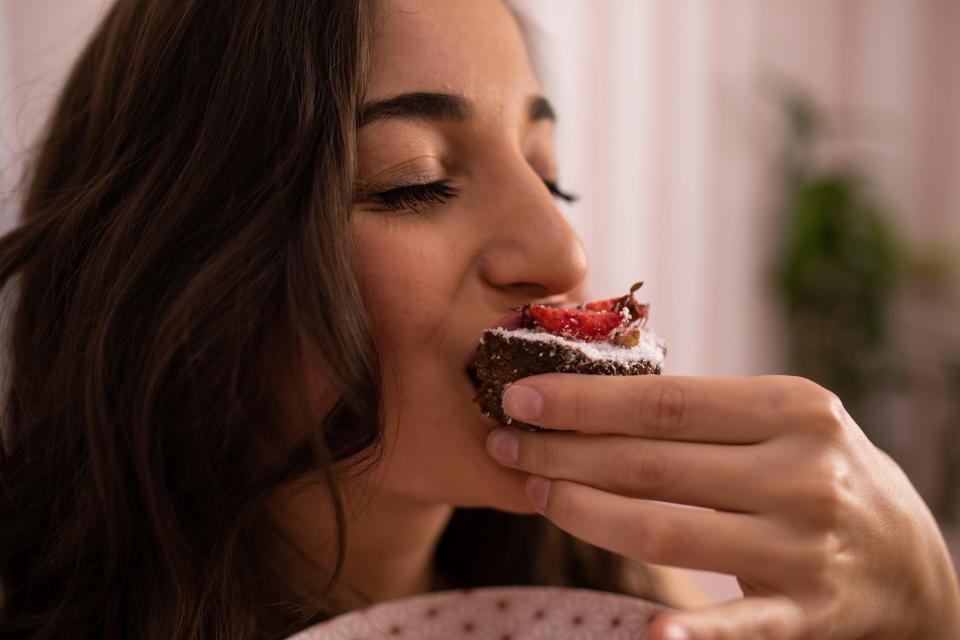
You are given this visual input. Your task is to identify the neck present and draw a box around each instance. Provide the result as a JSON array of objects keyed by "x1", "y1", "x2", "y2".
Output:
[{"x1": 269, "y1": 473, "x2": 454, "y2": 610}]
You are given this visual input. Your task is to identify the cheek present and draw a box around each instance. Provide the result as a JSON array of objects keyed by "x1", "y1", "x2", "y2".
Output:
[
  {"x1": 355, "y1": 223, "x2": 456, "y2": 355},
  {"x1": 353, "y1": 218, "x2": 473, "y2": 435},
  {"x1": 351, "y1": 217, "x2": 534, "y2": 512}
]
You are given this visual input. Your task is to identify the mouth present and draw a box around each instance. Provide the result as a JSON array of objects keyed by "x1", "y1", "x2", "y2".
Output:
[
  {"x1": 465, "y1": 365, "x2": 482, "y2": 393},
  {"x1": 492, "y1": 310, "x2": 524, "y2": 331}
]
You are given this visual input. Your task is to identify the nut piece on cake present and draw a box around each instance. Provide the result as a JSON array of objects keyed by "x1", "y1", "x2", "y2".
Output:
[{"x1": 472, "y1": 283, "x2": 667, "y2": 430}]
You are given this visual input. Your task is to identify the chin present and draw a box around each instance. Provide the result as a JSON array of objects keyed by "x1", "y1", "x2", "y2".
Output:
[{"x1": 375, "y1": 371, "x2": 540, "y2": 514}]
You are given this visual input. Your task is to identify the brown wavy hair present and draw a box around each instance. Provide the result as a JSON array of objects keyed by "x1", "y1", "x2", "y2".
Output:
[{"x1": 0, "y1": 1, "x2": 658, "y2": 638}]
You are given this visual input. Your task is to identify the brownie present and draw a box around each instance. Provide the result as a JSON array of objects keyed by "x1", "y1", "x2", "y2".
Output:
[{"x1": 473, "y1": 327, "x2": 666, "y2": 430}]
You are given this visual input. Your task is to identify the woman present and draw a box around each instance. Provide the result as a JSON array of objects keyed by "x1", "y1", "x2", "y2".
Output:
[{"x1": 0, "y1": 0, "x2": 957, "y2": 638}]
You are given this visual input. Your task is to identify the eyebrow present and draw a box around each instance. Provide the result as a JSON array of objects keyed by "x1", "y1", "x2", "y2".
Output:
[
  {"x1": 358, "y1": 92, "x2": 557, "y2": 127},
  {"x1": 359, "y1": 92, "x2": 471, "y2": 126}
]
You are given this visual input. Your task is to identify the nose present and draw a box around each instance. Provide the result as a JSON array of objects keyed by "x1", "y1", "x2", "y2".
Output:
[{"x1": 475, "y1": 159, "x2": 588, "y2": 301}]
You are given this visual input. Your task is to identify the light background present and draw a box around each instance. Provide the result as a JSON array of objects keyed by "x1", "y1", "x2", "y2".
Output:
[
  {"x1": 511, "y1": 0, "x2": 960, "y2": 379},
  {"x1": 2, "y1": 0, "x2": 959, "y2": 604}
]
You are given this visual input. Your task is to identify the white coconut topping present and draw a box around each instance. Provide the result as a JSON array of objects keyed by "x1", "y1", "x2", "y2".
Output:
[{"x1": 484, "y1": 327, "x2": 667, "y2": 368}]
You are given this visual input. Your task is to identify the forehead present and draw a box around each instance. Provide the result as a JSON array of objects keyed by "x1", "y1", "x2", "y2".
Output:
[{"x1": 369, "y1": 0, "x2": 540, "y2": 105}]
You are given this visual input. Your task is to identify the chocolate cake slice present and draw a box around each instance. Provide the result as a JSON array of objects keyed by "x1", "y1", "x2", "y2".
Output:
[{"x1": 472, "y1": 283, "x2": 667, "y2": 430}]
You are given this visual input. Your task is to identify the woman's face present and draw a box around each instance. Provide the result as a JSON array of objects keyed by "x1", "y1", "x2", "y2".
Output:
[{"x1": 353, "y1": 0, "x2": 587, "y2": 514}]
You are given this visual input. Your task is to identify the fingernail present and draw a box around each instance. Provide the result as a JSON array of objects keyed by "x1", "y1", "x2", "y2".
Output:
[
  {"x1": 526, "y1": 476, "x2": 551, "y2": 511},
  {"x1": 487, "y1": 428, "x2": 519, "y2": 464},
  {"x1": 502, "y1": 385, "x2": 543, "y2": 421},
  {"x1": 663, "y1": 623, "x2": 691, "y2": 640}
]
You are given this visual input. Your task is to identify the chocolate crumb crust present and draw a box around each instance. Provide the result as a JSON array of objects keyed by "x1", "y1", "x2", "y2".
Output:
[{"x1": 473, "y1": 329, "x2": 663, "y2": 431}]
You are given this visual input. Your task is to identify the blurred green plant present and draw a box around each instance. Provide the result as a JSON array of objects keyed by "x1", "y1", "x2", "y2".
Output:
[
  {"x1": 774, "y1": 92, "x2": 901, "y2": 439},
  {"x1": 773, "y1": 90, "x2": 960, "y2": 527}
]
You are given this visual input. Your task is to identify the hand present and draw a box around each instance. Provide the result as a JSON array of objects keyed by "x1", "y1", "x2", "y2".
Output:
[{"x1": 485, "y1": 374, "x2": 960, "y2": 640}]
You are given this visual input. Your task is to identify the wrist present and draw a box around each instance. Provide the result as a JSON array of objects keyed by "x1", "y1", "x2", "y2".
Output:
[
  {"x1": 901, "y1": 525, "x2": 960, "y2": 639},
  {"x1": 917, "y1": 577, "x2": 960, "y2": 640}
]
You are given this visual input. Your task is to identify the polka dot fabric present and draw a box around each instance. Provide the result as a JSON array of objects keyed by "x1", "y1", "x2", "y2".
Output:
[{"x1": 286, "y1": 586, "x2": 671, "y2": 640}]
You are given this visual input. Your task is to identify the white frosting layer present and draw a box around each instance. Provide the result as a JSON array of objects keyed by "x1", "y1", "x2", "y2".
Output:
[{"x1": 484, "y1": 327, "x2": 667, "y2": 368}]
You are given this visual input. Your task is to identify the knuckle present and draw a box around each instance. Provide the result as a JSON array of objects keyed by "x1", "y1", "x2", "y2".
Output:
[
  {"x1": 821, "y1": 470, "x2": 854, "y2": 525},
  {"x1": 615, "y1": 446, "x2": 668, "y2": 493},
  {"x1": 568, "y1": 386, "x2": 587, "y2": 429},
  {"x1": 640, "y1": 380, "x2": 686, "y2": 437},
  {"x1": 804, "y1": 550, "x2": 830, "y2": 585},
  {"x1": 546, "y1": 482, "x2": 576, "y2": 524},
  {"x1": 793, "y1": 457, "x2": 855, "y2": 529},
  {"x1": 806, "y1": 390, "x2": 848, "y2": 438},
  {"x1": 803, "y1": 532, "x2": 845, "y2": 591},
  {"x1": 527, "y1": 437, "x2": 558, "y2": 476},
  {"x1": 768, "y1": 376, "x2": 848, "y2": 438}
]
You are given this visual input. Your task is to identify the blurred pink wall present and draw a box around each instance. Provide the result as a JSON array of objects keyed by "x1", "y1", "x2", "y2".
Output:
[
  {"x1": 513, "y1": 0, "x2": 960, "y2": 378},
  {"x1": 0, "y1": 0, "x2": 111, "y2": 207}
]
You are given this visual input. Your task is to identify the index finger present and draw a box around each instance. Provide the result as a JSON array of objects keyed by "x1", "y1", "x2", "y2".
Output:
[{"x1": 501, "y1": 373, "x2": 787, "y2": 444}]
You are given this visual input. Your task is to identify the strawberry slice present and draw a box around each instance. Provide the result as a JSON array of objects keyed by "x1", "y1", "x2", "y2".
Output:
[
  {"x1": 526, "y1": 304, "x2": 623, "y2": 341},
  {"x1": 516, "y1": 282, "x2": 650, "y2": 341},
  {"x1": 582, "y1": 281, "x2": 648, "y2": 323}
]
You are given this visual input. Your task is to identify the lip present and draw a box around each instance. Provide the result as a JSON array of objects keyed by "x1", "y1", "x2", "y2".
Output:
[{"x1": 491, "y1": 310, "x2": 523, "y2": 331}]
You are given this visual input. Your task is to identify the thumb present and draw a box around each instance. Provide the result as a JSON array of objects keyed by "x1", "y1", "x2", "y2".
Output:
[{"x1": 647, "y1": 596, "x2": 807, "y2": 640}]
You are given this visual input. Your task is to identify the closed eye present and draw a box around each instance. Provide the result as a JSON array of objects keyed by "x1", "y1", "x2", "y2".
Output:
[
  {"x1": 364, "y1": 178, "x2": 576, "y2": 212},
  {"x1": 544, "y1": 179, "x2": 578, "y2": 204},
  {"x1": 367, "y1": 181, "x2": 460, "y2": 212}
]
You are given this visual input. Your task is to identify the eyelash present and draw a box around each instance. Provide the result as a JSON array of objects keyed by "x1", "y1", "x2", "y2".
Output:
[
  {"x1": 369, "y1": 179, "x2": 579, "y2": 211},
  {"x1": 543, "y1": 179, "x2": 579, "y2": 204},
  {"x1": 369, "y1": 181, "x2": 460, "y2": 211}
]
